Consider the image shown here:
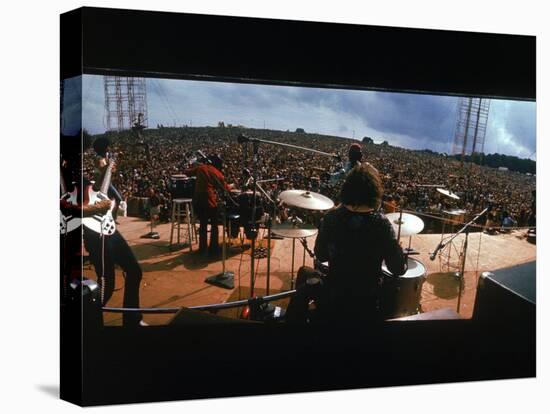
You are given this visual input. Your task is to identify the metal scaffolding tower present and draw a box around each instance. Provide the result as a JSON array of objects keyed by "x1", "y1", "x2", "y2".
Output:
[
  {"x1": 451, "y1": 97, "x2": 491, "y2": 164},
  {"x1": 104, "y1": 76, "x2": 148, "y2": 131}
]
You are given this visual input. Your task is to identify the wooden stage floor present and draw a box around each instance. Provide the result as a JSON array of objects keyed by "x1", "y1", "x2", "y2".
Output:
[{"x1": 87, "y1": 217, "x2": 536, "y2": 326}]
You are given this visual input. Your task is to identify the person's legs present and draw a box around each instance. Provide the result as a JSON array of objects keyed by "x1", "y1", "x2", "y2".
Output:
[
  {"x1": 110, "y1": 231, "x2": 143, "y2": 326},
  {"x1": 208, "y1": 207, "x2": 220, "y2": 253},
  {"x1": 83, "y1": 230, "x2": 116, "y2": 306},
  {"x1": 196, "y1": 208, "x2": 209, "y2": 253}
]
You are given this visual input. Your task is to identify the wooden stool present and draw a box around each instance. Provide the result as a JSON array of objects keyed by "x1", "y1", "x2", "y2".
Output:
[{"x1": 169, "y1": 198, "x2": 194, "y2": 251}]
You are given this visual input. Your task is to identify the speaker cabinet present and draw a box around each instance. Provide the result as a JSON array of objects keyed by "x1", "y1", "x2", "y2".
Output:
[{"x1": 473, "y1": 261, "x2": 535, "y2": 324}]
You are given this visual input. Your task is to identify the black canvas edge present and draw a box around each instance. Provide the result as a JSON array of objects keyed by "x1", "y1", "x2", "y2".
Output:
[
  {"x1": 64, "y1": 6, "x2": 535, "y2": 101},
  {"x1": 58, "y1": 6, "x2": 536, "y2": 407},
  {"x1": 60, "y1": 8, "x2": 83, "y2": 407}
]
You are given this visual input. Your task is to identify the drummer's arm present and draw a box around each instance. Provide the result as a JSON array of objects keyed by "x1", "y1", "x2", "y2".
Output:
[
  {"x1": 314, "y1": 218, "x2": 330, "y2": 263},
  {"x1": 382, "y1": 219, "x2": 406, "y2": 276}
]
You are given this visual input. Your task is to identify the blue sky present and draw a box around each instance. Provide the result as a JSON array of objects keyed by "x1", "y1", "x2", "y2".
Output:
[{"x1": 64, "y1": 75, "x2": 536, "y2": 160}]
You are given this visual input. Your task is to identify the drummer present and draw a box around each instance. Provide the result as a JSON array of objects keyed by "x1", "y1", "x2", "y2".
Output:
[{"x1": 314, "y1": 163, "x2": 406, "y2": 323}]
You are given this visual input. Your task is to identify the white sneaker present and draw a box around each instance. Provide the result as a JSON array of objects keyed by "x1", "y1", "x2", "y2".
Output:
[{"x1": 139, "y1": 320, "x2": 149, "y2": 327}]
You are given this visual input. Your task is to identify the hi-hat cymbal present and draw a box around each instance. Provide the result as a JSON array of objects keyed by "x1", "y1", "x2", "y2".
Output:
[
  {"x1": 279, "y1": 190, "x2": 334, "y2": 211},
  {"x1": 272, "y1": 222, "x2": 318, "y2": 239},
  {"x1": 436, "y1": 188, "x2": 460, "y2": 200},
  {"x1": 385, "y1": 212, "x2": 425, "y2": 237}
]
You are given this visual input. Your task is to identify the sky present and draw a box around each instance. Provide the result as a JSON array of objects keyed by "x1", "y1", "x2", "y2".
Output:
[{"x1": 64, "y1": 74, "x2": 536, "y2": 160}]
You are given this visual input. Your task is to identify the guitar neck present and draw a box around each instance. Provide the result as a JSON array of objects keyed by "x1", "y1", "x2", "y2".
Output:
[
  {"x1": 60, "y1": 167, "x2": 67, "y2": 194},
  {"x1": 99, "y1": 159, "x2": 114, "y2": 194}
]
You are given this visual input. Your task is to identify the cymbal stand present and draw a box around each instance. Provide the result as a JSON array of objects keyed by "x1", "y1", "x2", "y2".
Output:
[
  {"x1": 255, "y1": 181, "x2": 278, "y2": 295},
  {"x1": 238, "y1": 133, "x2": 341, "y2": 297},
  {"x1": 396, "y1": 208, "x2": 403, "y2": 240},
  {"x1": 394, "y1": 208, "x2": 413, "y2": 260}
]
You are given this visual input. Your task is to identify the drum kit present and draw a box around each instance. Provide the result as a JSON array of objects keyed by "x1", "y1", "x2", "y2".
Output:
[
  {"x1": 238, "y1": 184, "x2": 432, "y2": 318},
  {"x1": 202, "y1": 134, "x2": 477, "y2": 319}
]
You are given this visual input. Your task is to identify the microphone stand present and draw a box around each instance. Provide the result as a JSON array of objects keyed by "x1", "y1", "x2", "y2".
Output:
[
  {"x1": 429, "y1": 207, "x2": 488, "y2": 314},
  {"x1": 248, "y1": 141, "x2": 260, "y2": 297},
  {"x1": 238, "y1": 134, "x2": 340, "y2": 160},
  {"x1": 204, "y1": 192, "x2": 234, "y2": 289},
  {"x1": 255, "y1": 181, "x2": 278, "y2": 295},
  {"x1": 238, "y1": 133, "x2": 340, "y2": 298},
  {"x1": 202, "y1": 159, "x2": 240, "y2": 290}
]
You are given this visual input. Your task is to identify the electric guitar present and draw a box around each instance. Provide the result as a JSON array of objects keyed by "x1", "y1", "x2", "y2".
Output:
[
  {"x1": 60, "y1": 168, "x2": 81, "y2": 234},
  {"x1": 81, "y1": 158, "x2": 117, "y2": 235}
]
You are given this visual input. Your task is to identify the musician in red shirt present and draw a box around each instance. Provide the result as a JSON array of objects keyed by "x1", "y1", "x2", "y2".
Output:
[{"x1": 184, "y1": 154, "x2": 232, "y2": 255}]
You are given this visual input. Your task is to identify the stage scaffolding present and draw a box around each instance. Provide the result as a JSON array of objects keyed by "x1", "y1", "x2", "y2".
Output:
[
  {"x1": 104, "y1": 76, "x2": 148, "y2": 131},
  {"x1": 451, "y1": 97, "x2": 491, "y2": 165}
]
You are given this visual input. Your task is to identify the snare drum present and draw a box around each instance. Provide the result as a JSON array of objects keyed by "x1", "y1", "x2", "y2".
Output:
[{"x1": 380, "y1": 257, "x2": 426, "y2": 318}]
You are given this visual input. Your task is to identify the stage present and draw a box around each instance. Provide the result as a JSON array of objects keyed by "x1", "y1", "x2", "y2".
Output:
[{"x1": 88, "y1": 216, "x2": 536, "y2": 326}]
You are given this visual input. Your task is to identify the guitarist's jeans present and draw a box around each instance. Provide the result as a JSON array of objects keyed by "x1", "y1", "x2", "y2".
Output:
[{"x1": 84, "y1": 228, "x2": 143, "y2": 326}]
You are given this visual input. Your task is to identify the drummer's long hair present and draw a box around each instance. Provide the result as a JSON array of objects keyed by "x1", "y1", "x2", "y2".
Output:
[{"x1": 340, "y1": 163, "x2": 383, "y2": 208}]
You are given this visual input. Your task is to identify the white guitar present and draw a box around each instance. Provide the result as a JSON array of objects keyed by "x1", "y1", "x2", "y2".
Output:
[
  {"x1": 60, "y1": 168, "x2": 81, "y2": 234},
  {"x1": 81, "y1": 158, "x2": 117, "y2": 235}
]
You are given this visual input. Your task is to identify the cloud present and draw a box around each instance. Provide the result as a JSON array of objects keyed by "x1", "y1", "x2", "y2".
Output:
[
  {"x1": 61, "y1": 76, "x2": 83, "y2": 136},
  {"x1": 81, "y1": 75, "x2": 536, "y2": 159},
  {"x1": 485, "y1": 99, "x2": 536, "y2": 159}
]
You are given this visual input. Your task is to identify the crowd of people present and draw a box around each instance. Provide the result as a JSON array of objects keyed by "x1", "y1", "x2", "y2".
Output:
[{"x1": 84, "y1": 126, "x2": 536, "y2": 230}]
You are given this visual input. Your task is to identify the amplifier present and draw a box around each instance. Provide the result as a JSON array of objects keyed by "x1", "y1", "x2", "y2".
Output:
[{"x1": 473, "y1": 261, "x2": 535, "y2": 324}]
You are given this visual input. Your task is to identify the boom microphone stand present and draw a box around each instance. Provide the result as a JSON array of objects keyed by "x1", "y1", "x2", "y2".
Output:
[
  {"x1": 429, "y1": 207, "x2": 488, "y2": 314},
  {"x1": 238, "y1": 133, "x2": 340, "y2": 298}
]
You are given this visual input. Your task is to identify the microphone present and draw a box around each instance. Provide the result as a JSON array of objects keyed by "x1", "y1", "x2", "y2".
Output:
[{"x1": 430, "y1": 243, "x2": 442, "y2": 261}]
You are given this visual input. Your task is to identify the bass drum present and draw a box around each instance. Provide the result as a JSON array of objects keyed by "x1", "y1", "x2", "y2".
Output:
[{"x1": 380, "y1": 257, "x2": 426, "y2": 319}]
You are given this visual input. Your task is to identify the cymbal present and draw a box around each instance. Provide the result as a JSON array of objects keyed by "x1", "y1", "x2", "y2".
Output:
[
  {"x1": 279, "y1": 190, "x2": 334, "y2": 210},
  {"x1": 436, "y1": 188, "x2": 460, "y2": 200},
  {"x1": 385, "y1": 212, "x2": 425, "y2": 237},
  {"x1": 442, "y1": 209, "x2": 467, "y2": 216},
  {"x1": 272, "y1": 222, "x2": 318, "y2": 239}
]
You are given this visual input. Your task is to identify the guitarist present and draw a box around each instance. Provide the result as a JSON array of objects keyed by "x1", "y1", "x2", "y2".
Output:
[{"x1": 61, "y1": 134, "x2": 145, "y2": 327}]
